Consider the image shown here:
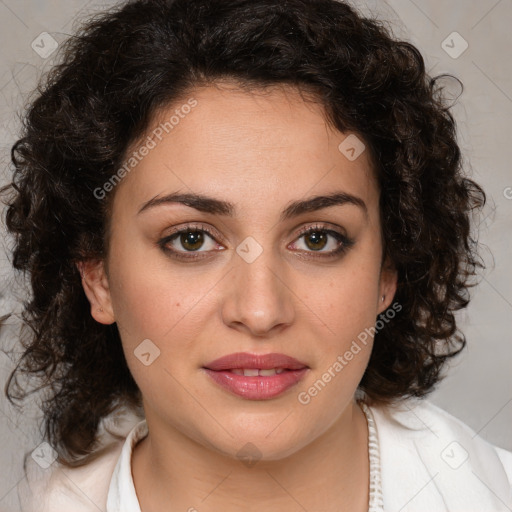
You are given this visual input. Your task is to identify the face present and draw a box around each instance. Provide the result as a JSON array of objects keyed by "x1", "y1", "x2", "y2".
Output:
[{"x1": 80, "y1": 82, "x2": 396, "y2": 460}]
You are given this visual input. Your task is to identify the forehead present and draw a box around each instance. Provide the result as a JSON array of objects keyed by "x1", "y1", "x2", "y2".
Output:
[{"x1": 112, "y1": 82, "x2": 378, "y2": 220}]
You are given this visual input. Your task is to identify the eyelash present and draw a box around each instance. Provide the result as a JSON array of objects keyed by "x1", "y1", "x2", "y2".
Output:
[{"x1": 158, "y1": 223, "x2": 355, "y2": 262}]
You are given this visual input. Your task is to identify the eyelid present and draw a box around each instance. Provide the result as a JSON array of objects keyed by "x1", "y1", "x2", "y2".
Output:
[
  {"x1": 165, "y1": 222, "x2": 223, "y2": 242},
  {"x1": 294, "y1": 222, "x2": 348, "y2": 238}
]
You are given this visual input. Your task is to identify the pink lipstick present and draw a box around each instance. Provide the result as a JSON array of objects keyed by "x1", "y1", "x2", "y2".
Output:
[{"x1": 203, "y1": 352, "x2": 309, "y2": 400}]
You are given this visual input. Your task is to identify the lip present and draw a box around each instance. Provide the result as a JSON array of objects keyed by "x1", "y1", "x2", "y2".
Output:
[
  {"x1": 202, "y1": 352, "x2": 309, "y2": 400},
  {"x1": 204, "y1": 352, "x2": 308, "y2": 371}
]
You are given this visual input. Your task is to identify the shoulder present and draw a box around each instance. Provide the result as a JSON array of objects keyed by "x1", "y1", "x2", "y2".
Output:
[
  {"x1": 368, "y1": 398, "x2": 512, "y2": 511},
  {"x1": 18, "y1": 440, "x2": 124, "y2": 512},
  {"x1": 17, "y1": 408, "x2": 142, "y2": 512}
]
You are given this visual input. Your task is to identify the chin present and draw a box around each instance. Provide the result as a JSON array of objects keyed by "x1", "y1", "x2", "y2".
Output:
[{"x1": 210, "y1": 421, "x2": 310, "y2": 463}]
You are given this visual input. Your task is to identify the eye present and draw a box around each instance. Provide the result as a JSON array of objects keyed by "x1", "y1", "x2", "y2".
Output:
[
  {"x1": 158, "y1": 224, "x2": 223, "y2": 261},
  {"x1": 290, "y1": 224, "x2": 354, "y2": 259}
]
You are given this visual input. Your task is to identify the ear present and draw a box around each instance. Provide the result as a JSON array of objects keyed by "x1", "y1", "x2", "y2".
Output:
[
  {"x1": 378, "y1": 256, "x2": 398, "y2": 314},
  {"x1": 76, "y1": 259, "x2": 115, "y2": 324}
]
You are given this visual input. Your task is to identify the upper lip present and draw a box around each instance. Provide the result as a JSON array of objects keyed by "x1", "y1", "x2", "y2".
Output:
[{"x1": 204, "y1": 352, "x2": 308, "y2": 371}]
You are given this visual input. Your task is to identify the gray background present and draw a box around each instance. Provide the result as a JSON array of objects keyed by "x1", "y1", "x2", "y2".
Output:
[{"x1": 0, "y1": 1, "x2": 511, "y2": 510}]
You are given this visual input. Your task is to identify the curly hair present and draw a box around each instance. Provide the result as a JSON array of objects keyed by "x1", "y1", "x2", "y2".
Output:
[{"x1": 1, "y1": 0, "x2": 485, "y2": 467}]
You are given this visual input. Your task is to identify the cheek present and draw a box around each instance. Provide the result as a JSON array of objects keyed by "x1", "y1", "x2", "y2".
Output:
[
  {"x1": 109, "y1": 265, "x2": 212, "y2": 345},
  {"x1": 321, "y1": 258, "x2": 381, "y2": 337},
  {"x1": 106, "y1": 255, "x2": 213, "y2": 404},
  {"x1": 303, "y1": 247, "x2": 382, "y2": 389},
  {"x1": 106, "y1": 234, "x2": 206, "y2": 347},
  {"x1": 295, "y1": 270, "x2": 379, "y2": 421}
]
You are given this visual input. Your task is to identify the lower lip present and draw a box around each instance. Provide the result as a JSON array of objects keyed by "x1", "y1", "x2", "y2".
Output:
[{"x1": 203, "y1": 368, "x2": 309, "y2": 400}]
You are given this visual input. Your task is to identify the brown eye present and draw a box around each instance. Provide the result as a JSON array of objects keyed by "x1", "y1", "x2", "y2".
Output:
[
  {"x1": 303, "y1": 231, "x2": 329, "y2": 251},
  {"x1": 178, "y1": 231, "x2": 206, "y2": 251},
  {"x1": 290, "y1": 225, "x2": 355, "y2": 259},
  {"x1": 158, "y1": 224, "x2": 223, "y2": 261}
]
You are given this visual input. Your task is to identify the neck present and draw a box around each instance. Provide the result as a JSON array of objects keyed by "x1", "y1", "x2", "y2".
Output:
[{"x1": 132, "y1": 400, "x2": 370, "y2": 512}]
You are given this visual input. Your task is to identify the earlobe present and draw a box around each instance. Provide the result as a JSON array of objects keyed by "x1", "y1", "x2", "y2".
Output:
[
  {"x1": 378, "y1": 258, "x2": 398, "y2": 313},
  {"x1": 76, "y1": 259, "x2": 115, "y2": 324}
]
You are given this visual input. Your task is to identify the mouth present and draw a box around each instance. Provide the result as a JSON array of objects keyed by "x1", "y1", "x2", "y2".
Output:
[{"x1": 202, "y1": 352, "x2": 309, "y2": 400}]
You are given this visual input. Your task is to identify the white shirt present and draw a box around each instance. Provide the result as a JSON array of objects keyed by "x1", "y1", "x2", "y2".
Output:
[{"x1": 18, "y1": 399, "x2": 512, "y2": 511}]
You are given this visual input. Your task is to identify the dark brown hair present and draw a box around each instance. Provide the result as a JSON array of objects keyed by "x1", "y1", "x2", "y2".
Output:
[{"x1": 1, "y1": 0, "x2": 485, "y2": 466}]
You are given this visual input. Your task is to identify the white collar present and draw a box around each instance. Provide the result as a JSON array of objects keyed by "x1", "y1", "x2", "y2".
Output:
[{"x1": 106, "y1": 419, "x2": 148, "y2": 512}]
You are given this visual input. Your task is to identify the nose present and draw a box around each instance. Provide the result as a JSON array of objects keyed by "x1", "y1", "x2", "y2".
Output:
[{"x1": 221, "y1": 248, "x2": 296, "y2": 338}]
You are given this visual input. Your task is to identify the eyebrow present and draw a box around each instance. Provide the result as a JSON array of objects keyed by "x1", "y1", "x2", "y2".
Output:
[{"x1": 137, "y1": 190, "x2": 367, "y2": 221}]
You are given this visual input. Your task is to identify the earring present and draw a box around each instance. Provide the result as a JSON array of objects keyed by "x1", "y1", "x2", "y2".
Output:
[
  {"x1": 98, "y1": 307, "x2": 104, "y2": 312},
  {"x1": 381, "y1": 295, "x2": 385, "y2": 303}
]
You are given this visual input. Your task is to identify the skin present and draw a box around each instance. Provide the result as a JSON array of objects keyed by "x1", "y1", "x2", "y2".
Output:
[{"x1": 79, "y1": 81, "x2": 397, "y2": 512}]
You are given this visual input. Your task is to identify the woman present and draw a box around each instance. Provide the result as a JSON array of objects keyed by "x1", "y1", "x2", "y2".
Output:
[{"x1": 2, "y1": 0, "x2": 511, "y2": 511}]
